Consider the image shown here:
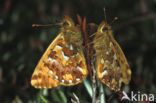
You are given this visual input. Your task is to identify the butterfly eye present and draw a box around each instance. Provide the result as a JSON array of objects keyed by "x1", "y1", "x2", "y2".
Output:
[
  {"x1": 101, "y1": 26, "x2": 109, "y2": 33},
  {"x1": 62, "y1": 16, "x2": 75, "y2": 27},
  {"x1": 63, "y1": 21, "x2": 71, "y2": 27},
  {"x1": 98, "y1": 22, "x2": 108, "y2": 33}
]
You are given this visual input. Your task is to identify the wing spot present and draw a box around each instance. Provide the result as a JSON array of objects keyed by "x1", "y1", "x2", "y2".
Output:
[
  {"x1": 76, "y1": 78, "x2": 80, "y2": 81},
  {"x1": 49, "y1": 70, "x2": 53, "y2": 74},
  {"x1": 47, "y1": 57, "x2": 53, "y2": 63},
  {"x1": 61, "y1": 79, "x2": 65, "y2": 83},
  {"x1": 55, "y1": 75, "x2": 58, "y2": 79},
  {"x1": 102, "y1": 70, "x2": 108, "y2": 76},
  {"x1": 56, "y1": 45, "x2": 63, "y2": 49},
  {"x1": 105, "y1": 60, "x2": 110, "y2": 63},
  {"x1": 69, "y1": 80, "x2": 72, "y2": 83},
  {"x1": 47, "y1": 57, "x2": 59, "y2": 64},
  {"x1": 101, "y1": 58, "x2": 104, "y2": 64},
  {"x1": 72, "y1": 55, "x2": 75, "y2": 58},
  {"x1": 62, "y1": 51, "x2": 69, "y2": 60},
  {"x1": 106, "y1": 51, "x2": 109, "y2": 55},
  {"x1": 77, "y1": 66, "x2": 83, "y2": 72},
  {"x1": 110, "y1": 42, "x2": 113, "y2": 47},
  {"x1": 113, "y1": 54, "x2": 117, "y2": 60},
  {"x1": 117, "y1": 66, "x2": 120, "y2": 70},
  {"x1": 60, "y1": 36, "x2": 63, "y2": 39},
  {"x1": 65, "y1": 44, "x2": 69, "y2": 48},
  {"x1": 70, "y1": 45, "x2": 73, "y2": 50}
]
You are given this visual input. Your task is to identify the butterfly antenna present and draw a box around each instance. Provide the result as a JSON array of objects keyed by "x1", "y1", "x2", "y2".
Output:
[
  {"x1": 32, "y1": 23, "x2": 61, "y2": 28},
  {"x1": 103, "y1": 8, "x2": 118, "y2": 25},
  {"x1": 104, "y1": 8, "x2": 107, "y2": 24},
  {"x1": 110, "y1": 17, "x2": 118, "y2": 25}
]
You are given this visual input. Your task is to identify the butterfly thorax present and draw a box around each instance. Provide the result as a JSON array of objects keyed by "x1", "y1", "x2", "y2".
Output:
[
  {"x1": 61, "y1": 21, "x2": 83, "y2": 52},
  {"x1": 93, "y1": 24, "x2": 113, "y2": 54},
  {"x1": 65, "y1": 28, "x2": 82, "y2": 43}
]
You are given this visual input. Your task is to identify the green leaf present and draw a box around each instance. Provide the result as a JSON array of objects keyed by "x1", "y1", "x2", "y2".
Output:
[
  {"x1": 51, "y1": 90, "x2": 60, "y2": 102},
  {"x1": 59, "y1": 90, "x2": 67, "y2": 103},
  {"x1": 100, "y1": 84, "x2": 106, "y2": 103},
  {"x1": 40, "y1": 94, "x2": 49, "y2": 103},
  {"x1": 83, "y1": 80, "x2": 92, "y2": 98}
]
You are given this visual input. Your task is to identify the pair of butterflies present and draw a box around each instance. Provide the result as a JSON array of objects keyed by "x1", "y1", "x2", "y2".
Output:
[{"x1": 31, "y1": 16, "x2": 131, "y2": 91}]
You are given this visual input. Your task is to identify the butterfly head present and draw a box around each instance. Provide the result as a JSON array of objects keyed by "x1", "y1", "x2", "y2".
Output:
[
  {"x1": 61, "y1": 16, "x2": 82, "y2": 46},
  {"x1": 93, "y1": 21, "x2": 113, "y2": 45},
  {"x1": 62, "y1": 16, "x2": 75, "y2": 27},
  {"x1": 98, "y1": 21, "x2": 111, "y2": 33}
]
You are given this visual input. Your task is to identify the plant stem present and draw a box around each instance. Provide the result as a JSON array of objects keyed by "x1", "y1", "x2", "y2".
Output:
[{"x1": 92, "y1": 60, "x2": 97, "y2": 103}]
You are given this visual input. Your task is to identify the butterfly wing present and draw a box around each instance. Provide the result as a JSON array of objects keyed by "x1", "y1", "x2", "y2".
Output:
[
  {"x1": 94, "y1": 22, "x2": 131, "y2": 91},
  {"x1": 31, "y1": 33, "x2": 62, "y2": 88},
  {"x1": 31, "y1": 16, "x2": 88, "y2": 88}
]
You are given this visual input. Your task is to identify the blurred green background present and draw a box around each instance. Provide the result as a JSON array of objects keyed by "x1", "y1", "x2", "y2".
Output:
[{"x1": 0, "y1": 0, "x2": 156, "y2": 103}]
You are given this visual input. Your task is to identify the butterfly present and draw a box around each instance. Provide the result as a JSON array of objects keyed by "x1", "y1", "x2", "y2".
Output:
[
  {"x1": 93, "y1": 21, "x2": 131, "y2": 91},
  {"x1": 31, "y1": 16, "x2": 131, "y2": 91},
  {"x1": 31, "y1": 16, "x2": 88, "y2": 88}
]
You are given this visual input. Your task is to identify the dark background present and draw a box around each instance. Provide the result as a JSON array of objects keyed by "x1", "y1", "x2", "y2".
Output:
[{"x1": 0, "y1": 0, "x2": 156, "y2": 103}]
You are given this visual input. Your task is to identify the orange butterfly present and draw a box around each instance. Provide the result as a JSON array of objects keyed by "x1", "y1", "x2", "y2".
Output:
[
  {"x1": 31, "y1": 16, "x2": 88, "y2": 88},
  {"x1": 93, "y1": 21, "x2": 131, "y2": 91},
  {"x1": 31, "y1": 16, "x2": 131, "y2": 91}
]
